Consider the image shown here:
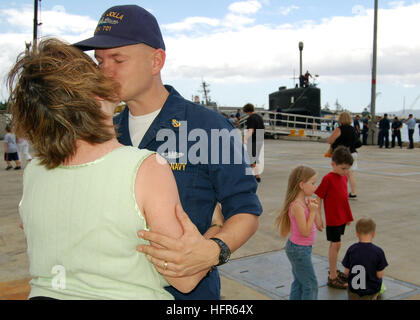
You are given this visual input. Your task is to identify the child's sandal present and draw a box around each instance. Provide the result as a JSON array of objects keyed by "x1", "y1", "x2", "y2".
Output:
[
  {"x1": 328, "y1": 270, "x2": 348, "y2": 282},
  {"x1": 327, "y1": 277, "x2": 347, "y2": 289},
  {"x1": 337, "y1": 270, "x2": 348, "y2": 282}
]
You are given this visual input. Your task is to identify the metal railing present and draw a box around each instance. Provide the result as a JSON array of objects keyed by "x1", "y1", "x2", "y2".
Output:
[{"x1": 238, "y1": 111, "x2": 336, "y2": 139}]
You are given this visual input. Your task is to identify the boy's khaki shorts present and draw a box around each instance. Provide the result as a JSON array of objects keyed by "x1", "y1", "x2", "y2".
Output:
[{"x1": 348, "y1": 290, "x2": 380, "y2": 300}]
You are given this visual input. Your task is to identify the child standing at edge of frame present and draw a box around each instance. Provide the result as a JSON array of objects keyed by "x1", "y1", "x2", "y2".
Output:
[
  {"x1": 275, "y1": 165, "x2": 323, "y2": 300},
  {"x1": 3, "y1": 125, "x2": 22, "y2": 170},
  {"x1": 342, "y1": 218, "x2": 388, "y2": 300},
  {"x1": 16, "y1": 135, "x2": 32, "y2": 163},
  {"x1": 315, "y1": 146, "x2": 354, "y2": 289}
]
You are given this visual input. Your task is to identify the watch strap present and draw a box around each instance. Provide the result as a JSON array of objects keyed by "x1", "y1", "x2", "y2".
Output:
[{"x1": 210, "y1": 237, "x2": 231, "y2": 266}]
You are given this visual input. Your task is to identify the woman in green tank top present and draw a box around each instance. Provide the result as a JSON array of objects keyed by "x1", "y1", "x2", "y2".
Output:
[{"x1": 7, "y1": 38, "x2": 206, "y2": 300}]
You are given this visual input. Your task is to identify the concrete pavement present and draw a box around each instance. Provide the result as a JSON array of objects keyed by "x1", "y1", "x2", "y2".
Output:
[{"x1": 1, "y1": 138, "x2": 419, "y2": 299}]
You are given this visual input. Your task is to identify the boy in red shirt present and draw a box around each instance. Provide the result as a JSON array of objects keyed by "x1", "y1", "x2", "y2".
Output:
[{"x1": 315, "y1": 146, "x2": 354, "y2": 289}]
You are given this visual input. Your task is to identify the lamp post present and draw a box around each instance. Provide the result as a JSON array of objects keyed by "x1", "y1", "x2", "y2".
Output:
[
  {"x1": 298, "y1": 42, "x2": 304, "y2": 88},
  {"x1": 299, "y1": 42, "x2": 304, "y2": 87},
  {"x1": 370, "y1": 0, "x2": 378, "y2": 120},
  {"x1": 33, "y1": 0, "x2": 38, "y2": 52}
]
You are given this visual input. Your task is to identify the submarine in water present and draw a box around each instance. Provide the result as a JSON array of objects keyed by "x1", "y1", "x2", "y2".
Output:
[{"x1": 268, "y1": 42, "x2": 321, "y2": 120}]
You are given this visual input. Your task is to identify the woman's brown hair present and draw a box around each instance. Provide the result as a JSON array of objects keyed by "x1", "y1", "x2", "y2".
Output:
[
  {"x1": 275, "y1": 165, "x2": 317, "y2": 237},
  {"x1": 7, "y1": 38, "x2": 120, "y2": 169},
  {"x1": 242, "y1": 103, "x2": 255, "y2": 113}
]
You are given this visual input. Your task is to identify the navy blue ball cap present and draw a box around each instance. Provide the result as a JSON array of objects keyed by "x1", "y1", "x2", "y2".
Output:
[{"x1": 73, "y1": 5, "x2": 165, "y2": 51}]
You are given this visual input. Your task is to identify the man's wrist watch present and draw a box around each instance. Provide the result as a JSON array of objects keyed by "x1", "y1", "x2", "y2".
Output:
[{"x1": 210, "y1": 237, "x2": 231, "y2": 266}]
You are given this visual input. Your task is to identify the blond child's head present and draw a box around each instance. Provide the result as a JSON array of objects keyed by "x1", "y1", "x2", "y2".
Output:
[
  {"x1": 355, "y1": 218, "x2": 376, "y2": 241},
  {"x1": 275, "y1": 165, "x2": 317, "y2": 237}
]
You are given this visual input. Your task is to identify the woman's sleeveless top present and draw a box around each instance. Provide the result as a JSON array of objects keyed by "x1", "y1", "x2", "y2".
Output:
[
  {"x1": 288, "y1": 201, "x2": 316, "y2": 246},
  {"x1": 19, "y1": 146, "x2": 174, "y2": 300}
]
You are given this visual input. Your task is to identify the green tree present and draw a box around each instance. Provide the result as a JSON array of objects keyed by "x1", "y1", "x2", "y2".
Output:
[{"x1": 0, "y1": 101, "x2": 7, "y2": 111}]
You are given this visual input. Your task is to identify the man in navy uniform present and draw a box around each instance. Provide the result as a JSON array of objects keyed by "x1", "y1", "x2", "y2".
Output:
[
  {"x1": 378, "y1": 114, "x2": 390, "y2": 148},
  {"x1": 391, "y1": 116, "x2": 403, "y2": 148},
  {"x1": 74, "y1": 5, "x2": 262, "y2": 300}
]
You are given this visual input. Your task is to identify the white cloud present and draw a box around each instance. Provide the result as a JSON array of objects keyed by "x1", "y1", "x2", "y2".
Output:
[
  {"x1": 162, "y1": 14, "x2": 255, "y2": 33},
  {"x1": 162, "y1": 3, "x2": 420, "y2": 87},
  {"x1": 163, "y1": 17, "x2": 220, "y2": 32},
  {"x1": 2, "y1": 6, "x2": 96, "y2": 36},
  {"x1": 402, "y1": 83, "x2": 416, "y2": 88},
  {"x1": 388, "y1": 1, "x2": 406, "y2": 8},
  {"x1": 162, "y1": 1, "x2": 262, "y2": 33},
  {"x1": 279, "y1": 5, "x2": 299, "y2": 16},
  {"x1": 352, "y1": 5, "x2": 367, "y2": 15},
  {"x1": 1, "y1": 2, "x2": 420, "y2": 107},
  {"x1": 0, "y1": 6, "x2": 97, "y2": 101},
  {"x1": 223, "y1": 13, "x2": 255, "y2": 29},
  {"x1": 228, "y1": 1, "x2": 262, "y2": 15},
  {"x1": 52, "y1": 5, "x2": 66, "y2": 13}
]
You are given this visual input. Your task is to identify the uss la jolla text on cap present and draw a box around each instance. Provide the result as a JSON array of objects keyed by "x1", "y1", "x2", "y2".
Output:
[{"x1": 73, "y1": 5, "x2": 165, "y2": 51}]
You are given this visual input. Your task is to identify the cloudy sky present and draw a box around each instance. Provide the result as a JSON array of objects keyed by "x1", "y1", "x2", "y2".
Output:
[{"x1": 1, "y1": 0, "x2": 420, "y2": 113}]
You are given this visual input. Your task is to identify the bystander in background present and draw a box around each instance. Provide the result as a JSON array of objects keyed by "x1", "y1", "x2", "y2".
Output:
[
  {"x1": 353, "y1": 115, "x2": 361, "y2": 138},
  {"x1": 391, "y1": 117, "x2": 402, "y2": 149},
  {"x1": 362, "y1": 115, "x2": 370, "y2": 145},
  {"x1": 3, "y1": 125, "x2": 21, "y2": 170},
  {"x1": 243, "y1": 103, "x2": 265, "y2": 183},
  {"x1": 16, "y1": 136, "x2": 32, "y2": 163},
  {"x1": 406, "y1": 114, "x2": 416, "y2": 149},
  {"x1": 327, "y1": 112, "x2": 359, "y2": 199},
  {"x1": 378, "y1": 114, "x2": 390, "y2": 149}
]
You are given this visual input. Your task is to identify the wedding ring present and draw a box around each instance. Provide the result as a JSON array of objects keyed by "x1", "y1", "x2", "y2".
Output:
[{"x1": 163, "y1": 261, "x2": 168, "y2": 270}]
